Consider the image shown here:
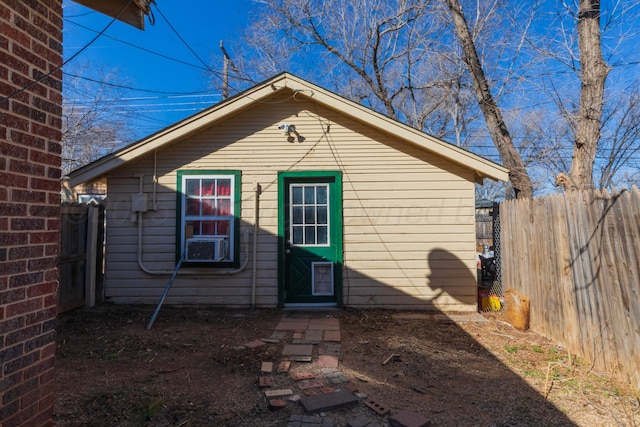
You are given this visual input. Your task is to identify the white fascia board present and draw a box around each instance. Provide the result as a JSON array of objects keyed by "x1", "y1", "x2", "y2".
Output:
[
  {"x1": 281, "y1": 75, "x2": 509, "y2": 183},
  {"x1": 70, "y1": 73, "x2": 509, "y2": 186},
  {"x1": 69, "y1": 78, "x2": 284, "y2": 187}
]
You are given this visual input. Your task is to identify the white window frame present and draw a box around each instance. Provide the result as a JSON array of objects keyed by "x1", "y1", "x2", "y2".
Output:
[
  {"x1": 289, "y1": 183, "x2": 330, "y2": 247},
  {"x1": 180, "y1": 174, "x2": 236, "y2": 263}
]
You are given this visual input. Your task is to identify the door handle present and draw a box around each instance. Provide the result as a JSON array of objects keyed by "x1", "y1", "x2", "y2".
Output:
[{"x1": 285, "y1": 249, "x2": 291, "y2": 255}]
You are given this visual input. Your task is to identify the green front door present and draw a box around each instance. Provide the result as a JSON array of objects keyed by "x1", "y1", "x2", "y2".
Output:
[{"x1": 278, "y1": 172, "x2": 342, "y2": 306}]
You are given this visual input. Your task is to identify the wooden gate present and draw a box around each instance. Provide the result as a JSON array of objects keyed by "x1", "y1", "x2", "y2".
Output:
[{"x1": 58, "y1": 204, "x2": 104, "y2": 312}]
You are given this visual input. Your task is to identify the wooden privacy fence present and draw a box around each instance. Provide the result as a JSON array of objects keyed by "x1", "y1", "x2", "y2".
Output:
[
  {"x1": 58, "y1": 204, "x2": 105, "y2": 312},
  {"x1": 500, "y1": 187, "x2": 640, "y2": 388}
]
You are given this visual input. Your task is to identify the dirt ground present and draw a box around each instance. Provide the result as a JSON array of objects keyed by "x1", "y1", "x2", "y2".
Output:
[{"x1": 53, "y1": 306, "x2": 639, "y2": 427}]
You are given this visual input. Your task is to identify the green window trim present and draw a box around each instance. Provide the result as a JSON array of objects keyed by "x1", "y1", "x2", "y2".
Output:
[{"x1": 176, "y1": 170, "x2": 241, "y2": 268}]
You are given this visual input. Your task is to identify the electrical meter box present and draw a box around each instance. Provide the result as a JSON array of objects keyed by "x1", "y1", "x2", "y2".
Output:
[{"x1": 131, "y1": 193, "x2": 148, "y2": 212}]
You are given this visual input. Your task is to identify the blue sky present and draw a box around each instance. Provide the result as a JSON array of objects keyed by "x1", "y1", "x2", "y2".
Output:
[{"x1": 63, "y1": 1, "x2": 251, "y2": 137}]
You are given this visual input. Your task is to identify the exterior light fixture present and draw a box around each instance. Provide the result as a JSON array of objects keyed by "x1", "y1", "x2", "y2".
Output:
[{"x1": 278, "y1": 123, "x2": 296, "y2": 136}]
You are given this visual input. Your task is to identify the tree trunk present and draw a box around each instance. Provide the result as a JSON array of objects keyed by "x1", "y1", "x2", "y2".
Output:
[
  {"x1": 444, "y1": 0, "x2": 533, "y2": 199},
  {"x1": 567, "y1": 0, "x2": 610, "y2": 190}
]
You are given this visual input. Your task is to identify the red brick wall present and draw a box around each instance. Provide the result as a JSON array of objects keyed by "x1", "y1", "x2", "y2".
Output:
[{"x1": 1, "y1": 0, "x2": 62, "y2": 425}]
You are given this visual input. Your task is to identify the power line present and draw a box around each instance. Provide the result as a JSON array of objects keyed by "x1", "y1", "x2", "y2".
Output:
[
  {"x1": 152, "y1": 3, "x2": 222, "y2": 83},
  {"x1": 63, "y1": 19, "x2": 212, "y2": 73},
  {"x1": 0, "y1": 0, "x2": 135, "y2": 105},
  {"x1": 64, "y1": 92, "x2": 221, "y2": 104},
  {"x1": 66, "y1": 100, "x2": 216, "y2": 108},
  {"x1": 64, "y1": 10, "x2": 96, "y2": 18},
  {"x1": 63, "y1": 71, "x2": 220, "y2": 96}
]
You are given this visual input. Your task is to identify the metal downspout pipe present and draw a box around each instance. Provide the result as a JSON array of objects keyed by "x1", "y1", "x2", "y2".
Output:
[{"x1": 251, "y1": 182, "x2": 261, "y2": 308}]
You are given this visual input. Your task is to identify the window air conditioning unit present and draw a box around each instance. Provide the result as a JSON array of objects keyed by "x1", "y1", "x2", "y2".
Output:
[{"x1": 185, "y1": 238, "x2": 228, "y2": 262}]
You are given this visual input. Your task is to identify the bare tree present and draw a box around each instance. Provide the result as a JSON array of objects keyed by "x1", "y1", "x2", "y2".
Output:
[
  {"x1": 521, "y1": 1, "x2": 638, "y2": 191},
  {"x1": 222, "y1": 0, "x2": 639, "y2": 196},
  {"x1": 597, "y1": 89, "x2": 640, "y2": 189},
  {"x1": 222, "y1": 0, "x2": 543, "y2": 198},
  {"x1": 62, "y1": 64, "x2": 134, "y2": 175},
  {"x1": 443, "y1": 0, "x2": 533, "y2": 199},
  {"x1": 222, "y1": 0, "x2": 482, "y2": 142},
  {"x1": 554, "y1": 0, "x2": 611, "y2": 190}
]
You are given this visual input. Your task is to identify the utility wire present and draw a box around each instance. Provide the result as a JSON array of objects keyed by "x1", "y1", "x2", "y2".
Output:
[
  {"x1": 152, "y1": 3, "x2": 222, "y2": 83},
  {"x1": 63, "y1": 71, "x2": 220, "y2": 96},
  {"x1": 65, "y1": 95, "x2": 220, "y2": 104},
  {"x1": 63, "y1": 19, "x2": 212, "y2": 73},
  {"x1": 0, "y1": 0, "x2": 134, "y2": 105}
]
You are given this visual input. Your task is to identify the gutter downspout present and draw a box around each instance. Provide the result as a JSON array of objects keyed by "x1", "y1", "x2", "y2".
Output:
[{"x1": 251, "y1": 181, "x2": 261, "y2": 308}]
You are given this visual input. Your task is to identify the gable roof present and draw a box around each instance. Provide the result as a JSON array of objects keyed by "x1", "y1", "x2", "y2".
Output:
[{"x1": 68, "y1": 72, "x2": 509, "y2": 186}]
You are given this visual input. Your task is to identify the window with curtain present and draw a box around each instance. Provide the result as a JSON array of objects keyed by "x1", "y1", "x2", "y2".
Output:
[{"x1": 178, "y1": 171, "x2": 240, "y2": 265}]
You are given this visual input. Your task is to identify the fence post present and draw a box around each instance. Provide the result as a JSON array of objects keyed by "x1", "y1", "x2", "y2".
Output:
[{"x1": 85, "y1": 205, "x2": 99, "y2": 307}]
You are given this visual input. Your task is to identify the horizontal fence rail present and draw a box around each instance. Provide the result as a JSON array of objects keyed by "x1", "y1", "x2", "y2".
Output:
[{"x1": 500, "y1": 187, "x2": 640, "y2": 388}]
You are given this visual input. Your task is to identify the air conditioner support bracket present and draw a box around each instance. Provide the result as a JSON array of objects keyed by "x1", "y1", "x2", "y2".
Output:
[{"x1": 146, "y1": 253, "x2": 185, "y2": 330}]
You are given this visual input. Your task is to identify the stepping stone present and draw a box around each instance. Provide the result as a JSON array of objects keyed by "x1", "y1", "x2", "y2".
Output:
[
  {"x1": 275, "y1": 319, "x2": 309, "y2": 330},
  {"x1": 347, "y1": 416, "x2": 372, "y2": 427},
  {"x1": 328, "y1": 376, "x2": 348, "y2": 385},
  {"x1": 258, "y1": 376, "x2": 271, "y2": 387},
  {"x1": 261, "y1": 361, "x2": 273, "y2": 373},
  {"x1": 363, "y1": 398, "x2": 391, "y2": 415},
  {"x1": 270, "y1": 331, "x2": 287, "y2": 339},
  {"x1": 300, "y1": 389, "x2": 359, "y2": 414},
  {"x1": 344, "y1": 383, "x2": 359, "y2": 393},
  {"x1": 265, "y1": 388, "x2": 293, "y2": 397},
  {"x1": 245, "y1": 339, "x2": 265, "y2": 348},
  {"x1": 291, "y1": 372, "x2": 315, "y2": 381},
  {"x1": 269, "y1": 399, "x2": 286, "y2": 409},
  {"x1": 308, "y1": 318, "x2": 340, "y2": 330},
  {"x1": 293, "y1": 339, "x2": 320, "y2": 345},
  {"x1": 317, "y1": 355, "x2": 339, "y2": 368},
  {"x1": 322, "y1": 369, "x2": 341, "y2": 378},
  {"x1": 277, "y1": 361, "x2": 291, "y2": 373},
  {"x1": 322, "y1": 343, "x2": 341, "y2": 356},
  {"x1": 388, "y1": 410, "x2": 431, "y2": 427},
  {"x1": 302, "y1": 386, "x2": 336, "y2": 396},
  {"x1": 297, "y1": 379, "x2": 325, "y2": 390},
  {"x1": 288, "y1": 414, "x2": 335, "y2": 426},
  {"x1": 323, "y1": 330, "x2": 341, "y2": 342},
  {"x1": 304, "y1": 330, "x2": 324, "y2": 341},
  {"x1": 282, "y1": 344, "x2": 314, "y2": 356},
  {"x1": 322, "y1": 368, "x2": 348, "y2": 386}
]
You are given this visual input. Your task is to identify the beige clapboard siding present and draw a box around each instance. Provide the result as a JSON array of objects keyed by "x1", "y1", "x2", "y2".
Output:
[
  {"x1": 341, "y1": 248, "x2": 476, "y2": 262},
  {"x1": 345, "y1": 295, "x2": 477, "y2": 311},
  {"x1": 105, "y1": 274, "x2": 279, "y2": 302},
  {"x1": 101, "y1": 97, "x2": 478, "y2": 310},
  {"x1": 343, "y1": 215, "x2": 474, "y2": 225},
  {"x1": 340, "y1": 265, "x2": 476, "y2": 276},
  {"x1": 343, "y1": 279, "x2": 474, "y2": 292},
  {"x1": 346, "y1": 282, "x2": 475, "y2": 295},
  {"x1": 342, "y1": 199, "x2": 473, "y2": 210},
  {"x1": 348, "y1": 280, "x2": 478, "y2": 293}
]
